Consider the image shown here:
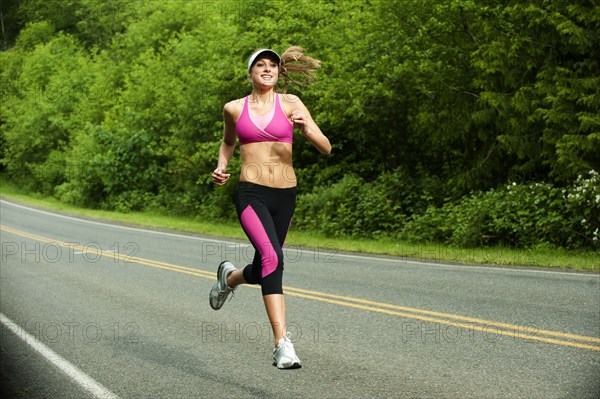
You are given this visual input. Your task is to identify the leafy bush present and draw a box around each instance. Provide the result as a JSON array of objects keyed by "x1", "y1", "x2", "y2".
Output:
[
  {"x1": 564, "y1": 171, "x2": 600, "y2": 248},
  {"x1": 294, "y1": 173, "x2": 405, "y2": 238},
  {"x1": 56, "y1": 123, "x2": 167, "y2": 212},
  {"x1": 401, "y1": 171, "x2": 599, "y2": 249}
]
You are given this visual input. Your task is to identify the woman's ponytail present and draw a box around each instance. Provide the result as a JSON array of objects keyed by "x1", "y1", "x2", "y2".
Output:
[{"x1": 280, "y1": 46, "x2": 321, "y2": 92}]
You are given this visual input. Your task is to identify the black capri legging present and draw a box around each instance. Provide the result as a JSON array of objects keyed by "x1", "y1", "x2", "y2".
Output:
[{"x1": 235, "y1": 182, "x2": 296, "y2": 296}]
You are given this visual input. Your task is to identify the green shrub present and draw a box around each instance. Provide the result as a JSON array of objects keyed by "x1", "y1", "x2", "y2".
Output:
[
  {"x1": 56, "y1": 123, "x2": 167, "y2": 212},
  {"x1": 564, "y1": 170, "x2": 600, "y2": 248},
  {"x1": 401, "y1": 171, "x2": 599, "y2": 249},
  {"x1": 294, "y1": 173, "x2": 405, "y2": 238}
]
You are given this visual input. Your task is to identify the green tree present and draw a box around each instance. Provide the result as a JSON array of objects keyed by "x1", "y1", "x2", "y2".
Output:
[
  {"x1": 16, "y1": 0, "x2": 139, "y2": 48},
  {"x1": 471, "y1": 1, "x2": 600, "y2": 182},
  {"x1": 1, "y1": 26, "x2": 91, "y2": 193}
]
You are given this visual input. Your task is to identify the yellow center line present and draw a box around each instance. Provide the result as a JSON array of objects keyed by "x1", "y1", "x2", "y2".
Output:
[
  {"x1": 2, "y1": 224, "x2": 599, "y2": 351},
  {"x1": 283, "y1": 291, "x2": 600, "y2": 351},
  {"x1": 0, "y1": 225, "x2": 215, "y2": 278},
  {"x1": 282, "y1": 286, "x2": 600, "y2": 344}
]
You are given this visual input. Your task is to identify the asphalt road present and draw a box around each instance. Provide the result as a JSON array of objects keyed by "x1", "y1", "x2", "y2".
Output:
[{"x1": 1, "y1": 199, "x2": 599, "y2": 398}]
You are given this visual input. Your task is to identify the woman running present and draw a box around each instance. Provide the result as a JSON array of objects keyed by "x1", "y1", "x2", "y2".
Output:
[{"x1": 209, "y1": 47, "x2": 331, "y2": 369}]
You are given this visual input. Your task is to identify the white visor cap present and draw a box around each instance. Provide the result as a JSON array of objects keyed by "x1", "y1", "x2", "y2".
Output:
[{"x1": 247, "y1": 49, "x2": 281, "y2": 71}]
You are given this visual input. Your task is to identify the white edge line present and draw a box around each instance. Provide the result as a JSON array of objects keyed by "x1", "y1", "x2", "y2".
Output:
[
  {"x1": 327, "y1": 251, "x2": 598, "y2": 277},
  {"x1": 0, "y1": 199, "x2": 217, "y2": 243},
  {"x1": 0, "y1": 313, "x2": 120, "y2": 399},
  {"x1": 1, "y1": 199, "x2": 597, "y2": 277}
]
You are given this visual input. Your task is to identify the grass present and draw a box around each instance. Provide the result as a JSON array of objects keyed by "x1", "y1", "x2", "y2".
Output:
[{"x1": 1, "y1": 179, "x2": 598, "y2": 271}]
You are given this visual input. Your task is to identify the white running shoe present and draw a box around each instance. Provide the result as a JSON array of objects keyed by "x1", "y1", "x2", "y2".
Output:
[
  {"x1": 272, "y1": 332, "x2": 302, "y2": 369},
  {"x1": 209, "y1": 261, "x2": 237, "y2": 310}
]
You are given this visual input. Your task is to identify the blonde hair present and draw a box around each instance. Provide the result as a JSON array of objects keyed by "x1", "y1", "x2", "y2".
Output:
[{"x1": 279, "y1": 46, "x2": 321, "y2": 92}]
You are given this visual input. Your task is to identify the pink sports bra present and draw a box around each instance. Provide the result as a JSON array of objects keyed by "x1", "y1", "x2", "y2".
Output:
[{"x1": 236, "y1": 93, "x2": 293, "y2": 145}]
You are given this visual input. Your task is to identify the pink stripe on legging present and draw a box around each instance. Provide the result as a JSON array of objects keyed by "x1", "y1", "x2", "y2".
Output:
[{"x1": 240, "y1": 205, "x2": 278, "y2": 278}]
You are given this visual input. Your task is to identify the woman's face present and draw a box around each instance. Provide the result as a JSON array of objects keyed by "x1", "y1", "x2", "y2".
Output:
[{"x1": 249, "y1": 56, "x2": 280, "y2": 88}]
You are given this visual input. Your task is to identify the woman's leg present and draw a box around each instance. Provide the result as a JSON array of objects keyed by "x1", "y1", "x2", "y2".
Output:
[
  {"x1": 234, "y1": 184, "x2": 296, "y2": 346},
  {"x1": 237, "y1": 203, "x2": 287, "y2": 343},
  {"x1": 262, "y1": 188, "x2": 295, "y2": 345},
  {"x1": 226, "y1": 269, "x2": 246, "y2": 287},
  {"x1": 264, "y1": 294, "x2": 286, "y2": 344},
  {"x1": 225, "y1": 248, "x2": 286, "y2": 345}
]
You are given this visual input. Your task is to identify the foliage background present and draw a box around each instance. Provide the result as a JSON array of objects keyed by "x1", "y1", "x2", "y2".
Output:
[{"x1": 1, "y1": 0, "x2": 598, "y2": 249}]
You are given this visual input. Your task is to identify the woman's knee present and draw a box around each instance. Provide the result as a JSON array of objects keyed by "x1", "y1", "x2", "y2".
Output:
[
  {"x1": 261, "y1": 247, "x2": 284, "y2": 277},
  {"x1": 261, "y1": 248, "x2": 284, "y2": 295},
  {"x1": 261, "y1": 266, "x2": 284, "y2": 295}
]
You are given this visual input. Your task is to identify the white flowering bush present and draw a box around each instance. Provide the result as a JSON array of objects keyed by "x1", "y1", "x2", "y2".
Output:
[
  {"x1": 401, "y1": 171, "x2": 599, "y2": 249},
  {"x1": 564, "y1": 170, "x2": 599, "y2": 247}
]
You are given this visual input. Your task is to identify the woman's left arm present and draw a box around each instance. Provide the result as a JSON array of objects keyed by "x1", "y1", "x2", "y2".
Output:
[{"x1": 288, "y1": 96, "x2": 331, "y2": 155}]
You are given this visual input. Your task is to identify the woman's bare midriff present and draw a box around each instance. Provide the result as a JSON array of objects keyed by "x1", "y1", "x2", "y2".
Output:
[{"x1": 239, "y1": 142, "x2": 296, "y2": 188}]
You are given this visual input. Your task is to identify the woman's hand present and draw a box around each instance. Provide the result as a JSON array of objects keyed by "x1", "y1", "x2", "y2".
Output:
[
  {"x1": 290, "y1": 110, "x2": 331, "y2": 155},
  {"x1": 284, "y1": 95, "x2": 331, "y2": 155},
  {"x1": 211, "y1": 167, "x2": 231, "y2": 186},
  {"x1": 290, "y1": 110, "x2": 309, "y2": 134}
]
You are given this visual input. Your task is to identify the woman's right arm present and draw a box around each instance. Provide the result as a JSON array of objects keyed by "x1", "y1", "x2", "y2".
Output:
[{"x1": 211, "y1": 103, "x2": 237, "y2": 186}]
